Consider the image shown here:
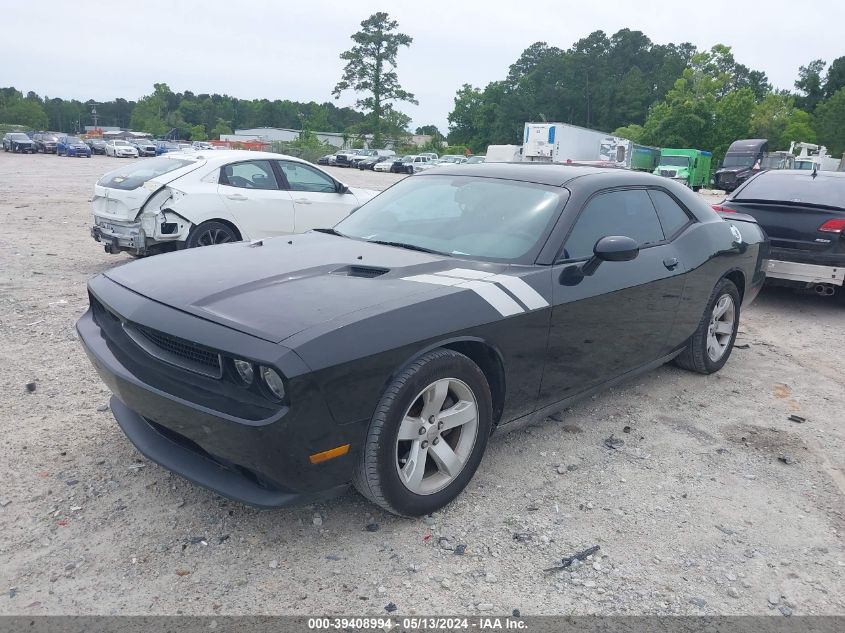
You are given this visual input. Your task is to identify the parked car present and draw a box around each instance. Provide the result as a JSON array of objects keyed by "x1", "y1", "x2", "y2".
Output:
[
  {"x1": 86, "y1": 138, "x2": 107, "y2": 154},
  {"x1": 465, "y1": 156, "x2": 485, "y2": 164},
  {"x1": 90, "y1": 150, "x2": 379, "y2": 256},
  {"x1": 131, "y1": 138, "x2": 157, "y2": 157},
  {"x1": 373, "y1": 158, "x2": 394, "y2": 172},
  {"x1": 317, "y1": 153, "x2": 337, "y2": 166},
  {"x1": 390, "y1": 154, "x2": 432, "y2": 174},
  {"x1": 77, "y1": 165, "x2": 767, "y2": 516},
  {"x1": 155, "y1": 141, "x2": 181, "y2": 156},
  {"x1": 358, "y1": 155, "x2": 392, "y2": 170},
  {"x1": 34, "y1": 132, "x2": 59, "y2": 153},
  {"x1": 192, "y1": 142, "x2": 215, "y2": 151},
  {"x1": 57, "y1": 136, "x2": 92, "y2": 157},
  {"x1": 104, "y1": 140, "x2": 139, "y2": 158},
  {"x1": 334, "y1": 149, "x2": 366, "y2": 168},
  {"x1": 715, "y1": 169, "x2": 844, "y2": 297},
  {"x1": 419, "y1": 152, "x2": 439, "y2": 161},
  {"x1": 3, "y1": 132, "x2": 37, "y2": 153}
]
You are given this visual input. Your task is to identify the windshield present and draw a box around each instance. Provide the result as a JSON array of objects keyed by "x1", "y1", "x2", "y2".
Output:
[
  {"x1": 10, "y1": 133, "x2": 29, "y2": 140},
  {"x1": 401, "y1": 155, "x2": 415, "y2": 162},
  {"x1": 113, "y1": 140, "x2": 130, "y2": 146},
  {"x1": 466, "y1": 156, "x2": 485, "y2": 164},
  {"x1": 159, "y1": 142, "x2": 178, "y2": 149},
  {"x1": 794, "y1": 160, "x2": 815, "y2": 170},
  {"x1": 66, "y1": 137, "x2": 83, "y2": 144},
  {"x1": 722, "y1": 154, "x2": 756, "y2": 168},
  {"x1": 734, "y1": 172, "x2": 845, "y2": 209},
  {"x1": 661, "y1": 155, "x2": 690, "y2": 167},
  {"x1": 334, "y1": 175, "x2": 565, "y2": 262},
  {"x1": 97, "y1": 157, "x2": 196, "y2": 190}
]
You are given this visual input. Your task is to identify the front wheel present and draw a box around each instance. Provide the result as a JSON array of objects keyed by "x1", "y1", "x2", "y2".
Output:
[
  {"x1": 353, "y1": 349, "x2": 493, "y2": 516},
  {"x1": 674, "y1": 278, "x2": 740, "y2": 374}
]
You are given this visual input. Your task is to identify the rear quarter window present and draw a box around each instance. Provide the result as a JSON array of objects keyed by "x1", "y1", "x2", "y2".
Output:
[{"x1": 97, "y1": 157, "x2": 196, "y2": 190}]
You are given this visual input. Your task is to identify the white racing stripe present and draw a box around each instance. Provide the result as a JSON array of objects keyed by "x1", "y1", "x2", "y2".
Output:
[
  {"x1": 487, "y1": 274, "x2": 549, "y2": 310},
  {"x1": 459, "y1": 280, "x2": 525, "y2": 317},
  {"x1": 401, "y1": 267, "x2": 550, "y2": 317}
]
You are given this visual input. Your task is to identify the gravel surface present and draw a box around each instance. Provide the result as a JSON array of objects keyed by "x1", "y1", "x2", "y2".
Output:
[{"x1": 1, "y1": 152, "x2": 843, "y2": 616}]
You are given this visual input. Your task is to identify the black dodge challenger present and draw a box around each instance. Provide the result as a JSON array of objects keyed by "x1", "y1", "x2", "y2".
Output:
[{"x1": 77, "y1": 164, "x2": 768, "y2": 516}]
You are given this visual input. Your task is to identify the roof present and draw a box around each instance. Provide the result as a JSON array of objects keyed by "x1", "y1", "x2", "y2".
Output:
[{"x1": 419, "y1": 162, "x2": 670, "y2": 187}]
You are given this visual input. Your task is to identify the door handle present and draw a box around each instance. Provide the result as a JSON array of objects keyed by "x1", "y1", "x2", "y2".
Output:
[
  {"x1": 293, "y1": 198, "x2": 313, "y2": 204},
  {"x1": 663, "y1": 257, "x2": 679, "y2": 270},
  {"x1": 226, "y1": 193, "x2": 247, "y2": 201}
]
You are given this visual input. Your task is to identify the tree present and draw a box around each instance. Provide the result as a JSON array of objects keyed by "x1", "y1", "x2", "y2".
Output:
[
  {"x1": 211, "y1": 118, "x2": 232, "y2": 139},
  {"x1": 750, "y1": 93, "x2": 815, "y2": 149},
  {"x1": 612, "y1": 124, "x2": 645, "y2": 143},
  {"x1": 814, "y1": 87, "x2": 845, "y2": 155},
  {"x1": 0, "y1": 97, "x2": 48, "y2": 129},
  {"x1": 824, "y1": 56, "x2": 845, "y2": 98},
  {"x1": 188, "y1": 124, "x2": 207, "y2": 141},
  {"x1": 794, "y1": 59, "x2": 826, "y2": 111},
  {"x1": 415, "y1": 125, "x2": 441, "y2": 137},
  {"x1": 332, "y1": 12, "x2": 416, "y2": 145}
]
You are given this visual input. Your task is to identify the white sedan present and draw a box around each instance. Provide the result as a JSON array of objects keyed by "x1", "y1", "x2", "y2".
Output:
[
  {"x1": 90, "y1": 150, "x2": 380, "y2": 256},
  {"x1": 104, "y1": 140, "x2": 140, "y2": 158}
]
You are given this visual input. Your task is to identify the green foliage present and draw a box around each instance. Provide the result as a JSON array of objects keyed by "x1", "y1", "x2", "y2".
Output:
[
  {"x1": 795, "y1": 59, "x2": 826, "y2": 111},
  {"x1": 750, "y1": 93, "x2": 815, "y2": 149},
  {"x1": 188, "y1": 124, "x2": 208, "y2": 141},
  {"x1": 210, "y1": 118, "x2": 233, "y2": 139},
  {"x1": 814, "y1": 88, "x2": 845, "y2": 156},
  {"x1": 824, "y1": 57, "x2": 845, "y2": 98},
  {"x1": 272, "y1": 129, "x2": 336, "y2": 164},
  {"x1": 612, "y1": 124, "x2": 645, "y2": 143},
  {"x1": 0, "y1": 88, "x2": 49, "y2": 128},
  {"x1": 333, "y1": 12, "x2": 416, "y2": 145},
  {"x1": 415, "y1": 125, "x2": 441, "y2": 136}
]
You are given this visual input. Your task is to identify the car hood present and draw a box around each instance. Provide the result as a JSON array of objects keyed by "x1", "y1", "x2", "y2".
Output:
[{"x1": 102, "y1": 233, "x2": 509, "y2": 343}]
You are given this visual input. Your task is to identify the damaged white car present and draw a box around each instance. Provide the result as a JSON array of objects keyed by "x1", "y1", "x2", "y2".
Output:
[{"x1": 90, "y1": 151, "x2": 379, "y2": 256}]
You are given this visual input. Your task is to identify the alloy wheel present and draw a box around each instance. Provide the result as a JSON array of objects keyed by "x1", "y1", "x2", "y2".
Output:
[
  {"x1": 707, "y1": 294, "x2": 735, "y2": 361},
  {"x1": 195, "y1": 228, "x2": 234, "y2": 246},
  {"x1": 395, "y1": 378, "x2": 479, "y2": 495}
]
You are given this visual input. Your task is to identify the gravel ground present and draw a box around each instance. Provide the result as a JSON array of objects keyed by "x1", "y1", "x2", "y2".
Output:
[{"x1": 0, "y1": 152, "x2": 843, "y2": 617}]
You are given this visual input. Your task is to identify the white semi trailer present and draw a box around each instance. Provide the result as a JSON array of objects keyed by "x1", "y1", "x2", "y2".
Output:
[{"x1": 522, "y1": 122, "x2": 660, "y2": 172}]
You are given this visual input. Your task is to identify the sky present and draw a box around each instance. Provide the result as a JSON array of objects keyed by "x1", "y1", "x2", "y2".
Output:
[{"x1": 3, "y1": 0, "x2": 842, "y2": 133}]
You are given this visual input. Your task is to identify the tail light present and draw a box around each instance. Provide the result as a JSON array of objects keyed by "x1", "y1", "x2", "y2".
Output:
[
  {"x1": 712, "y1": 204, "x2": 736, "y2": 213},
  {"x1": 818, "y1": 219, "x2": 845, "y2": 234}
]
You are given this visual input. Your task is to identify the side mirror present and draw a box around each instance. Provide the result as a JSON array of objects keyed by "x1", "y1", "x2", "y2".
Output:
[
  {"x1": 337, "y1": 182, "x2": 350, "y2": 194},
  {"x1": 581, "y1": 235, "x2": 639, "y2": 276}
]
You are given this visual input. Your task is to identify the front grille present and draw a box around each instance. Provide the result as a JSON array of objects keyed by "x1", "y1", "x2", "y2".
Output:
[
  {"x1": 126, "y1": 323, "x2": 223, "y2": 378},
  {"x1": 659, "y1": 169, "x2": 677, "y2": 178}
]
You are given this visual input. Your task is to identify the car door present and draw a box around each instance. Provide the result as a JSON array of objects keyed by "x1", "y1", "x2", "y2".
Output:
[
  {"x1": 538, "y1": 187, "x2": 687, "y2": 405},
  {"x1": 275, "y1": 160, "x2": 357, "y2": 232},
  {"x1": 217, "y1": 159, "x2": 295, "y2": 238}
]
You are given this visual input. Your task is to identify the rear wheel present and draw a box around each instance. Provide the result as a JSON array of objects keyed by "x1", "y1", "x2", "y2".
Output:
[
  {"x1": 186, "y1": 221, "x2": 239, "y2": 248},
  {"x1": 674, "y1": 278, "x2": 740, "y2": 374},
  {"x1": 353, "y1": 349, "x2": 493, "y2": 516}
]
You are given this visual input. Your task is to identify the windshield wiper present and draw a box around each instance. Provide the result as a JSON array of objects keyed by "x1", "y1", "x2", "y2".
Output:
[
  {"x1": 312, "y1": 228, "x2": 346, "y2": 236},
  {"x1": 367, "y1": 239, "x2": 449, "y2": 256}
]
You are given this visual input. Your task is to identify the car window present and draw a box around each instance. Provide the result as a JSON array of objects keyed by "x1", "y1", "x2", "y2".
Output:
[
  {"x1": 734, "y1": 172, "x2": 845, "y2": 209},
  {"x1": 277, "y1": 161, "x2": 337, "y2": 193},
  {"x1": 220, "y1": 160, "x2": 279, "y2": 190},
  {"x1": 562, "y1": 189, "x2": 665, "y2": 261},
  {"x1": 336, "y1": 175, "x2": 565, "y2": 262},
  {"x1": 648, "y1": 190, "x2": 692, "y2": 238}
]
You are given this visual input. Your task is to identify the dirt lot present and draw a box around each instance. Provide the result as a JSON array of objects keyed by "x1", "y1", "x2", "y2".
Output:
[{"x1": 0, "y1": 152, "x2": 843, "y2": 617}]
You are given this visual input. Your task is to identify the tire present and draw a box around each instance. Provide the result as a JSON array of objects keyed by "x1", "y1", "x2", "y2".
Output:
[
  {"x1": 674, "y1": 278, "x2": 740, "y2": 374},
  {"x1": 353, "y1": 349, "x2": 493, "y2": 516},
  {"x1": 185, "y1": 220, "x2": 239, "y2": 248}
]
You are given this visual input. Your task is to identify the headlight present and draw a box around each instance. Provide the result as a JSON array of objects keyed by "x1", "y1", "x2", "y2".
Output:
[
  {"x1": 260, "y1": 366, "x2": 286, "y2": 401},
  {"x1": 233, "y1": 359, "x2": 254, "y2": 385}
]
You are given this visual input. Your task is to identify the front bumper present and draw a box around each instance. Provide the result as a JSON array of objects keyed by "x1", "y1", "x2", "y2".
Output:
[
  {"x1": 76, "y1": 278, "x2": 359, "y2": 507},
  {"x1": 766, "y1": 259, "x2": 844, "y2": 286}
]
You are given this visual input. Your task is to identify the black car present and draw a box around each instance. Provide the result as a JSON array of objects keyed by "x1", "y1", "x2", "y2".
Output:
[
  {"x1": 716, "y1": 169, "x2": 845, "y2": 297},
  {"x1": 34, "y1": 132, "x2": 59, "y2": 153},
  {"x1": 714, "y1": 139, "x2": 768, "y2": 192},
  {"x1": 77, "y1": 165, "x2": 767, "y2": 516},
  {"x1": 359, "y1": 155, "x2": 391, "y2": 170},
  {"x1": 3, "y1": 132, "x2": 37, "y2": 153},
  {"x1": 86, "y1": 138, "x2": 107, "y2": 154},
  {"x1": 131, "y1": 138, "x2": 157, "y2": 157}
]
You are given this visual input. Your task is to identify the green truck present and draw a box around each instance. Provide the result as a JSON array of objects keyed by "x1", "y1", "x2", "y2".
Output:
[{"x1": 653, "y1": 148, "x2": 712, "y2": 190}]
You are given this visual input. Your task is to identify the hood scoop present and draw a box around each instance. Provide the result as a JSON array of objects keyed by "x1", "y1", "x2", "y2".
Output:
[{"x1": 331, "y1": 265, "x2": 390, "y2": 278}]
